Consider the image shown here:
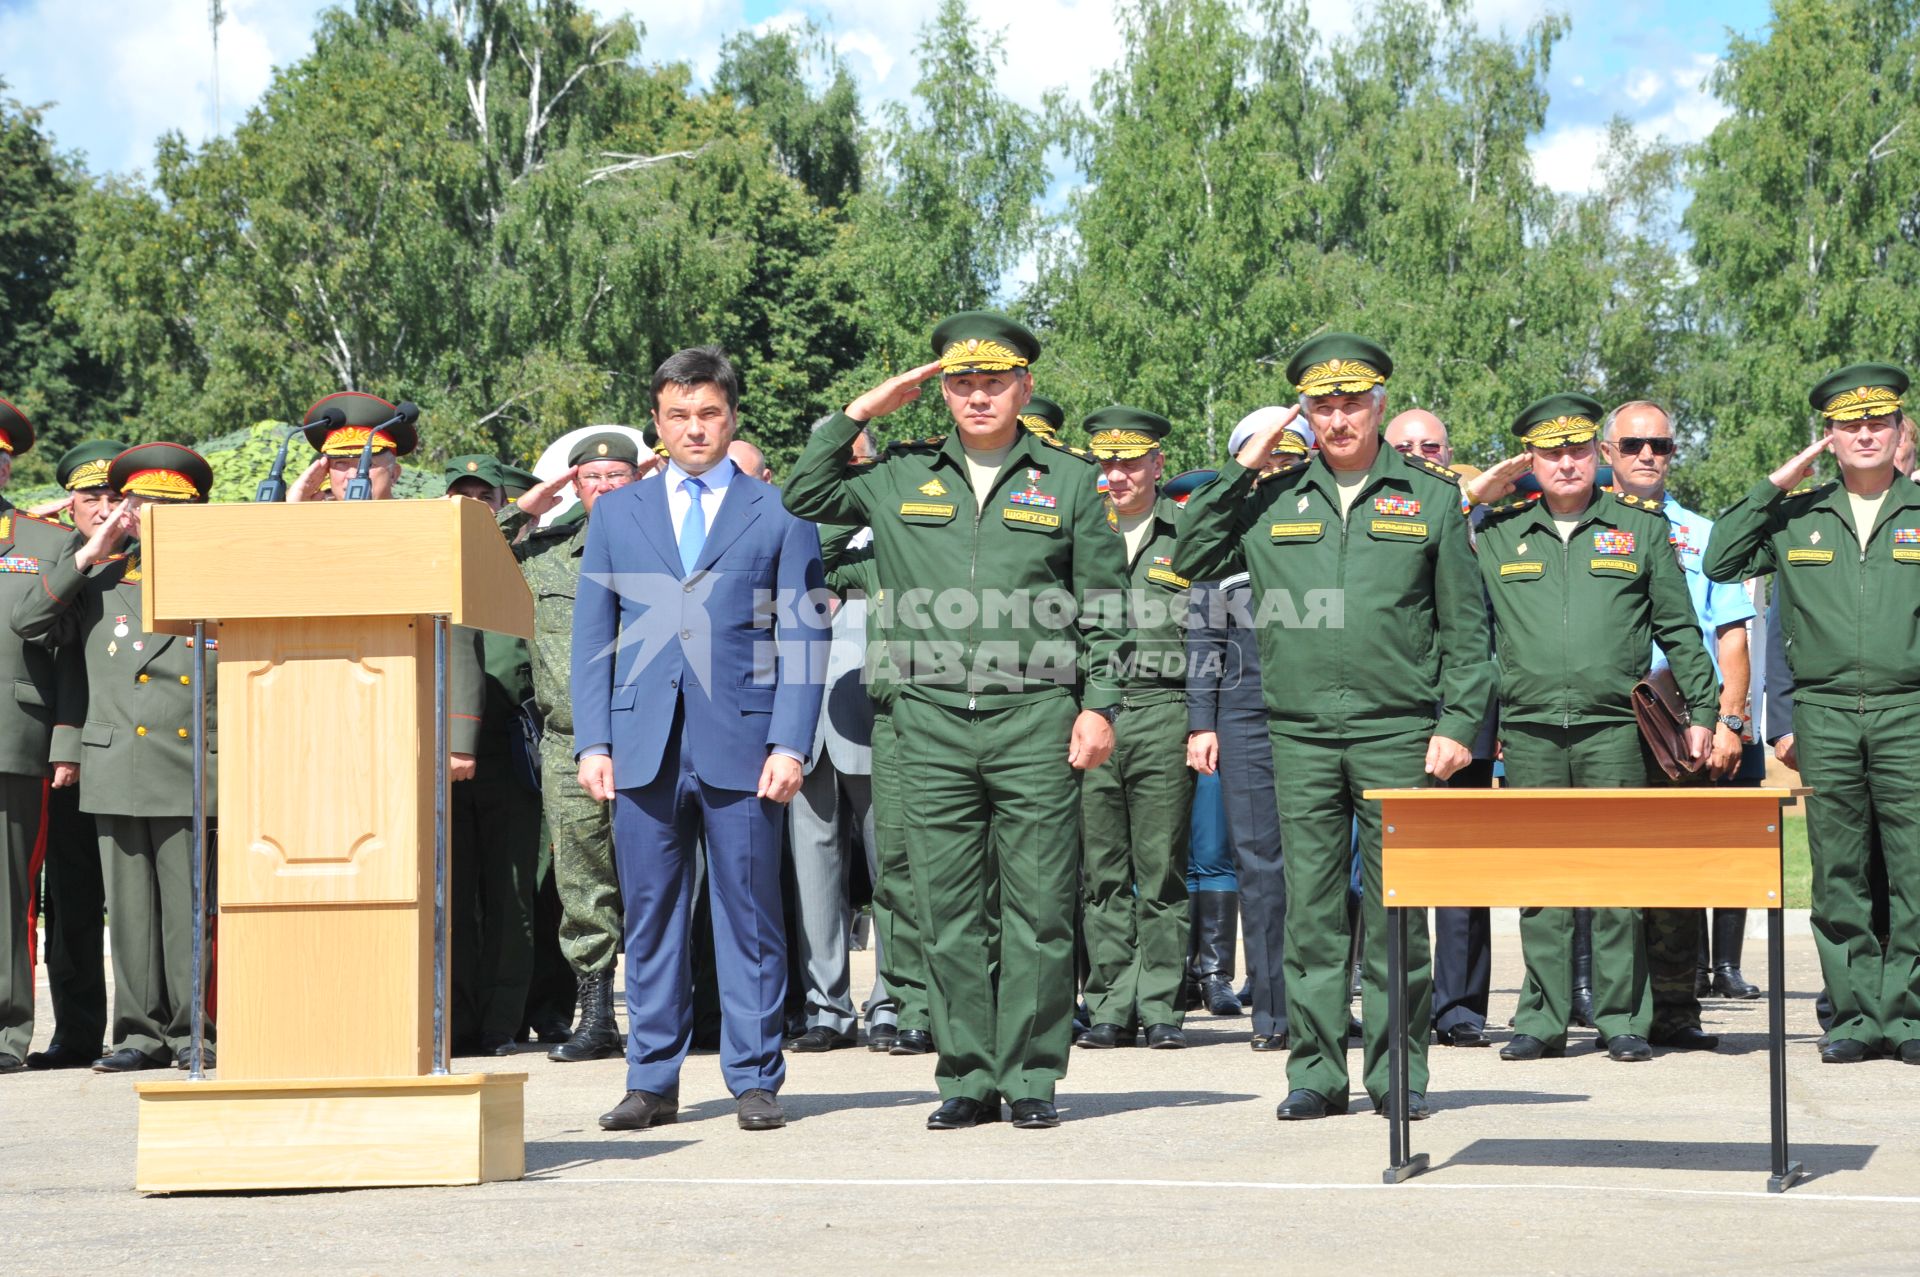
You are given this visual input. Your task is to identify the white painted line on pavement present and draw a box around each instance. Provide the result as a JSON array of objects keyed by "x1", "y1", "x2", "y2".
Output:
[{"x1": 519, "y1": 1175, "x2": 1920, "y2": 1205}]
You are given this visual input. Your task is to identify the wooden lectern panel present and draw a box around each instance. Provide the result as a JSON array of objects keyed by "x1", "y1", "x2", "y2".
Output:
[{"x1": 1368, "y1": 788, "x2": 1791, "y2": 909}]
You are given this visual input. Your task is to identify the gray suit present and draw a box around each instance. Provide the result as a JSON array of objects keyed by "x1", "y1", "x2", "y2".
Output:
[{"x1": 787, "y1": 569, "x2": 889, "y2": 1036}]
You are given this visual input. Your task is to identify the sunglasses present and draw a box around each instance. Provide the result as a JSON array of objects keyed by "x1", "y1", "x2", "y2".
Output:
[
  {"x1": 1392, "y1": 440, "x2": 1446, "y2": 456},
  {"x1": 1614, "y1": 436, "x2": 1675, "y2": 456}
]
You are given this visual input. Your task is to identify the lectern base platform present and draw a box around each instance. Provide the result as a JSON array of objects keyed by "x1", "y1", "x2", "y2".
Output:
[{"x1": 134, "y1": 1072, "x2": 526, "y2": 1193}]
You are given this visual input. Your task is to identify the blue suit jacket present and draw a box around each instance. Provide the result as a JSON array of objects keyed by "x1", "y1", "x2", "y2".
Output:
[{"x1": 571, "y1": 467, "x2": 828, "y2": 793}]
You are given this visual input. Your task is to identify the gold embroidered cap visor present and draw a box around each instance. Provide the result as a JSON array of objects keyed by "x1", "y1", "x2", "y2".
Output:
[
  {"x1": 1811, "y1": 363, "x2": 1910, "y2": 422},
  {"x1": 1084, "y1": 406, "x2": 1173, "y2": 461},
  {"x1": 1019, "y1": 395, "x2": 1065, "y2": 438},
  {"x1": 930, "y1": 310, "x2": 1041, "y2": 376},
  {"x1": 1284, "y1": 333, "x2": 1394, "y2": 398},
  {"x1": 109, "y1": 442, "x2": 213, "y2": 503},
  {"x1": 57, "y1": 439, "x2": 129, "y2": 492},
  {"x1": 302, "y1": 390, "x2": 420, "y2": 457},
  {"x1": 1511, "y1": 391, "x2": 1605, "y2": 448}
]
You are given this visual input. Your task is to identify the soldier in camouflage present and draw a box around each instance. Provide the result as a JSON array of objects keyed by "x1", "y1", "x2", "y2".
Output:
[{"x1": 499, "y1": 432, "x2": 659, "y2": 1061}]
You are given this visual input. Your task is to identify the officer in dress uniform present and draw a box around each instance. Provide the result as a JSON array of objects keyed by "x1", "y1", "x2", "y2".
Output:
[
  {"x1": 1019, "y1": 397, "x2": 1066, "y2": 442},
  {"x1": 12, "y1": 443, "x2": 220, "y2": 1073},
  {"x1": 783, "y1": 312, "x2": 1131, "y2": 1131}
]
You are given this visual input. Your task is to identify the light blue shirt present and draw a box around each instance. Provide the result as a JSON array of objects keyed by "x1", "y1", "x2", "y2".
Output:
[
  {"x1": 1651, "y1": 496, "x2": 1755, "y2": 681},
  {"x1": 664, "y1": 456, "x2": 737, "y2": 544}
]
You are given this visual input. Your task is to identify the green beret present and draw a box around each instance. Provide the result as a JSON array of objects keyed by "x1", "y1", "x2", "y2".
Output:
[
  {"x1": 568, "y1": 432, "x2": 642, "y2": 467},
  {"x1": 1285, "y1": 333, "x2": 1393, "y2": 397},
  {"x1": 59, "y1": 439, "x2": 129, "y2": 492},
  {"x1": 1019, "y1": 396, "x2": 1065, "y2": 439},
  {"x1": 110, "y1": 442, "x2": 213, "y2": 504},
  {"x1": 1810, "y1": 362, "x2": 1909, "y2": 422},
  {"x1": 1511, "y1": 392, "x2": 1605, "y2": 447},
  {"x1": 0, "y1": 395, "x2": 35, "y2": 457},
  {"x1": 500, "y1": 464, "x2": 542, "y2": 498},
  {"x1": 1085, "y1": 406, "x2": 1173, "y2": 460},
  {"x1": 444, "y1": 455, "x2": 508, "y2": 494},
  {"x1": 931, "y1": 311, "x2": 1041, "y2": 374},
  {"x1": 303, "y1": 391, "x2": 419, "y2": 457}
]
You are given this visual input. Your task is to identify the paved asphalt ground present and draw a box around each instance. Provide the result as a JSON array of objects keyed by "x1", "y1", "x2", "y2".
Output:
[{"x1": 6, "y1": 929, "x2": 1920, "y2": 1273}]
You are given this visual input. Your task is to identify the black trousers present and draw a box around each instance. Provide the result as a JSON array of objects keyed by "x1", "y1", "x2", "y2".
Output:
[{"x1": 1431, "y1": 758, "x2": 1494, "y2": 1032}]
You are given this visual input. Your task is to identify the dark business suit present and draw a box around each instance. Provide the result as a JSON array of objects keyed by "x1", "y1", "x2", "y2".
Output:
[
  {"x1": 571, "y1": 461, "x2": 827, "y2": 1098},
  {"x1": 1187, "y1": 575, "x2": 1288, "y2": 1039}
]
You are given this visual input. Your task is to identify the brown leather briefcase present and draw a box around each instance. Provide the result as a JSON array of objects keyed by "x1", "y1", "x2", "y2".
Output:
[{"x1": 1632, "y1": 667, "x2": 1702, "y2": 780}]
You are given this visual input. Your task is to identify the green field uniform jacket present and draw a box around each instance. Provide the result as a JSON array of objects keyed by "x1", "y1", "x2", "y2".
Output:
[
  {"x1": 783, "y1": 411, "x2": 1129, "y2": 712},
  {"x1": 0, "y1": 505, "x2": 83, "y2": 778},
  {"x1": 11, "y1": 539, "x2": 217, "y2": 819},
  {"x1": 1175, "y1": 445, "x2": 1495, "y2": 743},
  {"x1": 1109, "y1": 495, "x2": 1191, "y2": 707},
  {"x1": 1475, "y1": 489, "x2": 1716, "y2": 728},
  {"x1": 1704, "y1": 476, "x2": 1920, "y2": 711}
]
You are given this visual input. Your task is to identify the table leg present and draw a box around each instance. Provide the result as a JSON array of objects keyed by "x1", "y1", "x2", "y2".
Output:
[
  {"x1": 1766, "y1": 904, "x2": 1803, "y2": 1192},
  {"x1": 1383, "y1": 904, "x2": 1427, "y2": 1183}
]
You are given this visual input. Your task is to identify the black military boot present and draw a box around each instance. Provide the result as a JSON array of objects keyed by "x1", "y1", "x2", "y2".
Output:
[
  {"x1": 549, "y1": 968, "x2": 623, "y2": 1062},
  {"x1": 1570, "y1": 909, "x2": 1594, "y2": 1029},
  {"x1": 1695, "y1": 913, "x2": 1714, "y2": 997},
  {"x1": 1711, "y1": 910, "x2": 1761, "y2": 999},
  {"x1": 1193, "y1": 892, "x2": 1243, "y2": 1016},
  {"x1": 1179, "y1": 896, "x2": 1204, "y2": 1012}
]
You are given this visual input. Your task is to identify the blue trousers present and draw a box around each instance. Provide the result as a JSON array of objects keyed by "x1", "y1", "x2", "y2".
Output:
[
  {"x1": 612, "y1": 712, "x2": 788, "y2": 1098},
  {"x1": 1186, "y1": 770, "x2": 1237, "y2": 891}
]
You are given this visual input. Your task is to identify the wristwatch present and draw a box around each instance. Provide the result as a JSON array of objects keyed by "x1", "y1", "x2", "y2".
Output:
[
  {"x1": 1088, "y1": 705, "x2": 1120, "y2": 725},
  {"x1": 1719, "y1": 713, "x2": 1748, "y2": 736}
]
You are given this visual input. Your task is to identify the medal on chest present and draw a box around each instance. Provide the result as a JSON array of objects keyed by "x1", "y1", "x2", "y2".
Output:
[
  {"x1": 1007, "y1": 468, "x2": 1056, "y2": 509},
  {"x1": 1593, "y1": 529, "x2": 1636, "y2": 556}
]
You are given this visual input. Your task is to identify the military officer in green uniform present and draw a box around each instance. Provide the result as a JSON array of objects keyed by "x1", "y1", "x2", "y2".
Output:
[
  {"x1": 1466, "y1": 393, "x2": 1716, "y2": 1063},
  {"x1": 500, "y1": 432, "x2": 656, "y2": 1060},
  {"x1": 19, "y1": 440, "x2": 127, "y2": 1070},
  {"x1": 1076, "y1": 408, "x2": 1196, "y2": 1050},
  {"x1": 12, "y1": 443, "x2": 221, "y2": 1073},
  {"x1": 1704, "y1": 362, "x2": 1920, "y2": 1065},
  {"x1": 441, "y1": 455, "x2": 546, "y2": 1054},
  {"x1": 1019, "y1": 396, "x2": 1066, "y2": 442},
  {"x1": 784, "y1": 312, "x2": 1130, "y2": 1130},
  {"x1": 1177, "y1": 334, "x2": 1496, "y2": 1121},
  {"x1": 0, "y1": 400, "x2": 86, "y2": 1073}
]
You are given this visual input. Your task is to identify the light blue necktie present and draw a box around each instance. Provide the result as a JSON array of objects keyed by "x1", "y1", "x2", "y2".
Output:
[{"x1": 678, "y1": 475, "x2": 707, "y2": 574}]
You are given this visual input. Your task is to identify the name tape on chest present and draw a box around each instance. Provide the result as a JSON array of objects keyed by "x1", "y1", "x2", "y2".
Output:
[
  {"x1": 1146, "y1": 566, "x2": 1191, "y2": 588},
  {"x1": 1269, "y1": 521, "x2": 1324, "y2": 538},
  {"x1": 1370, "y1": 518, "x2": 1427, "y2": 538},
  {"x1": 1786, "y1": 548, "x2": 1834, "y2": 565},
  {"x1": 1003, "y1": 508, "x2": 1061, "y2": 529},
  {"x1": 1894, "y1": 548, "x2": 1920, "y2": 564},
  {"x1": 1499, "y1": 561, "x2": 1544, "y2": 578},
  {"x1": 898, "y1": 501, "x2": 956, "y2": 519},
  {"x1": 1590, "y1": 558, "x2": 1639, "y2": 575}
]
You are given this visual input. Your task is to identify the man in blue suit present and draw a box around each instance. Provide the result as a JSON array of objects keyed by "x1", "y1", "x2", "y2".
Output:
[{"x1": 572, "y1": 346, "x2": 828, "y2": 1133}]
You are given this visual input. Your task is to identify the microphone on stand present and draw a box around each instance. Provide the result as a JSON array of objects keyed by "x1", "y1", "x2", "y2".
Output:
[
  {"x1": 256, "y1": 410, "x2": 339, "y2": 503},
  {"x1": 343, "y1": 402, "x2": 419, "y2": 501}
]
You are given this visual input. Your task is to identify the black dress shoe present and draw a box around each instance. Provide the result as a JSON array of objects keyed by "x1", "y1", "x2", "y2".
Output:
[
  {"x1": 1346, "y1": 1016, "x2": 1363, "y2": 1044},
  {"x1": 599, "y1": 1089, "x2": 678, "y2": 1131},
  {"x1": 1896, "y1": 1040, "x2": 1920, "y2": 1065},
  {"x1": 1436, "y1": 1023, "x2": 1490, "y2": 1048},
  {"x1": 486, "y1": 1037, "x2": 519, "y2": 1057},
  {"x1": 92, "y1": 1047, "x2": 163, "y2": 1073},
  {"x1": 867, "y1": 1024, "x2": 899, "y2": 1053},
  {"x1": 172, "y1": 1043, "x2": 216, "y2": 1069},
  {"x1": 24, "y1": 1042, "x2": 101, "y2": 1071},
  {"x1": 788, "y1": 1026, "x2": 856, "y2": 1053},
  {"x1": 1649, "y1": 1025, "x2": 1719, "y2": 1051},
  {"x1": 1010, "y1": 1099, "x2": 1060, "y2": 1129},
  {"x1": 736, "y1": 1088, "x2": 786, "y2": 1130},
  {"x1": 1144, "y1": 1023, "x2": 1187, "y2": 1049},
  {"x1": 1499, "y1": 1034, "x2": 1563, "y2": 1061},
  {"x1": 1374, "y1": 1091, "x2": 1431, "y2": 1121},
  {"x1": 1606, "y1": 1034, "x2": 1653, "y2": 1062},
  {"x1": 927, "y1": 1096, "x2": 1001, "y2": 1130},
  {"x1": 1250, "y1": 1032, "x2": 1289, "y2": 1052},
  {"x1": 1820, "y1": 1038, "x2": 1875, "y2": 1064},
  {"x1": 1075, "y1": 1022, "x2": 1124, "y2": 1049},
  {"x1": 1275, "y1": 1088, "x2": 1347, "y2": 1120},
  {"x1": 1712, "y1": 964, "x2": 1762, "y2": 1000},
  {"x1": 890, "y1": 1028, "x2": 933, "y2": 1056}
]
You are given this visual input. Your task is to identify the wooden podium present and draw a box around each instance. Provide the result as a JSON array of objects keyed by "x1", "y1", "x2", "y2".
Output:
[
  {"x1": 1368, "y1": 786, "x2": 1808, "y2": 1193},
  {"x1": 129, "y1": 499, "x2": 534, "y2": 1193}
]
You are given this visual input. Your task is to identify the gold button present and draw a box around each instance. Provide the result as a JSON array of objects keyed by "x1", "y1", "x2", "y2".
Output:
[
  {"x1": 136, "y1": 726, "x2": 147, "y2": 736},
  {"x1": 138, "y1": 674, "x2": 150, "y2": 683},
  {"x1": 180, "y1": 675, "x2": 191, "y2": 685},
  {"x1": 177, "y1": 728, "x2": 189, "y2": 738}
]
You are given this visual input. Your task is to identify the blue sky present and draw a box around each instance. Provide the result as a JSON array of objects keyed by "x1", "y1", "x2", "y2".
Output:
[{"x1": 1, "y1": 0, "x2": 1769, "y2": 194}]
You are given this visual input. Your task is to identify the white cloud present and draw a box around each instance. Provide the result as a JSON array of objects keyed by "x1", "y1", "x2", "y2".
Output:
[{"x1": 1530, "y1": 122, "x2": 1610, "y2": 195}]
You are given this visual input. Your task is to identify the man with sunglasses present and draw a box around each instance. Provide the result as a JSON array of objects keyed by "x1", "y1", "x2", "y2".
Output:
[
  {"x1": 1705, "y1": 363, "x2": 1920, "y2": 1066},
  {"x1": 1603, "y1": 401, "x2": 1757, "y2": 1052}
]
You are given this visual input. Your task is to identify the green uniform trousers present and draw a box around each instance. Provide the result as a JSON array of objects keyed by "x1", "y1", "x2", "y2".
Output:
[
  {"x1": 1797, "y1": 702, "x2": 1920, "y2": 1050},
  {"x1": 451, "y1": 757, "x2": 541, "y2": 1044},
  {"x1": 540, "y1": 731, "x2": 622, "y2": 976},
  {"x1": 96, "y1": 814, "x2": 208, "y2": 1061},
  {"x1": 40, "y1": 784, "x2": 105, "y2": 1052},
  {"x1": 1269, "y1": 728, "x2": 1433, "y2": 1105},
  {"x1": 523, "y1": 828, "x2": 578, "y2": 1030},
  {"x1": 895, "y1": 694, "x2": 1079, "y2": 1103},
  {"x1": 1502, "y1": 722, "x2": 1653, "y2": 1047},
  {"x1": 1079, "y1": 698, "x2": 1193, "y2": 1026},
  {"x1": 1, "y1": 773, "x2": 46, "y2": 1061},
  {"x1": 869, "y1": 708, "x2": 930, "y2": 1033}
]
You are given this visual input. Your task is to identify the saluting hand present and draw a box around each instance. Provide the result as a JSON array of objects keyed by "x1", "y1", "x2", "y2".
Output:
[
  {"x1": 1069, "y1": 710, "x2": 1115, "y2": 770},
  {"x1": 28, "y1": 494, "x2": 72, "y2": 520},
  {"x1": 1232, "y1": 406, "x2": 1302, "y2": 471},
  {"x1": 74, "y1": 500, "x2": 139, "y2": 570},
  {"x1": 846, "y1": 361, "x2": 946, "y2": 423},
  {"x1": 517, "y1": 467, "x2": 579, "y2": 517},
  {"x1": 1770, "y1": 436, "x2": 1831, "y2": 492},
  {"x1": 1464, "y1": 454, "x2": 1531, "y2": 508},
  {"x1": 286, "y1": 455, "x2": 330, "y2": 503}
]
